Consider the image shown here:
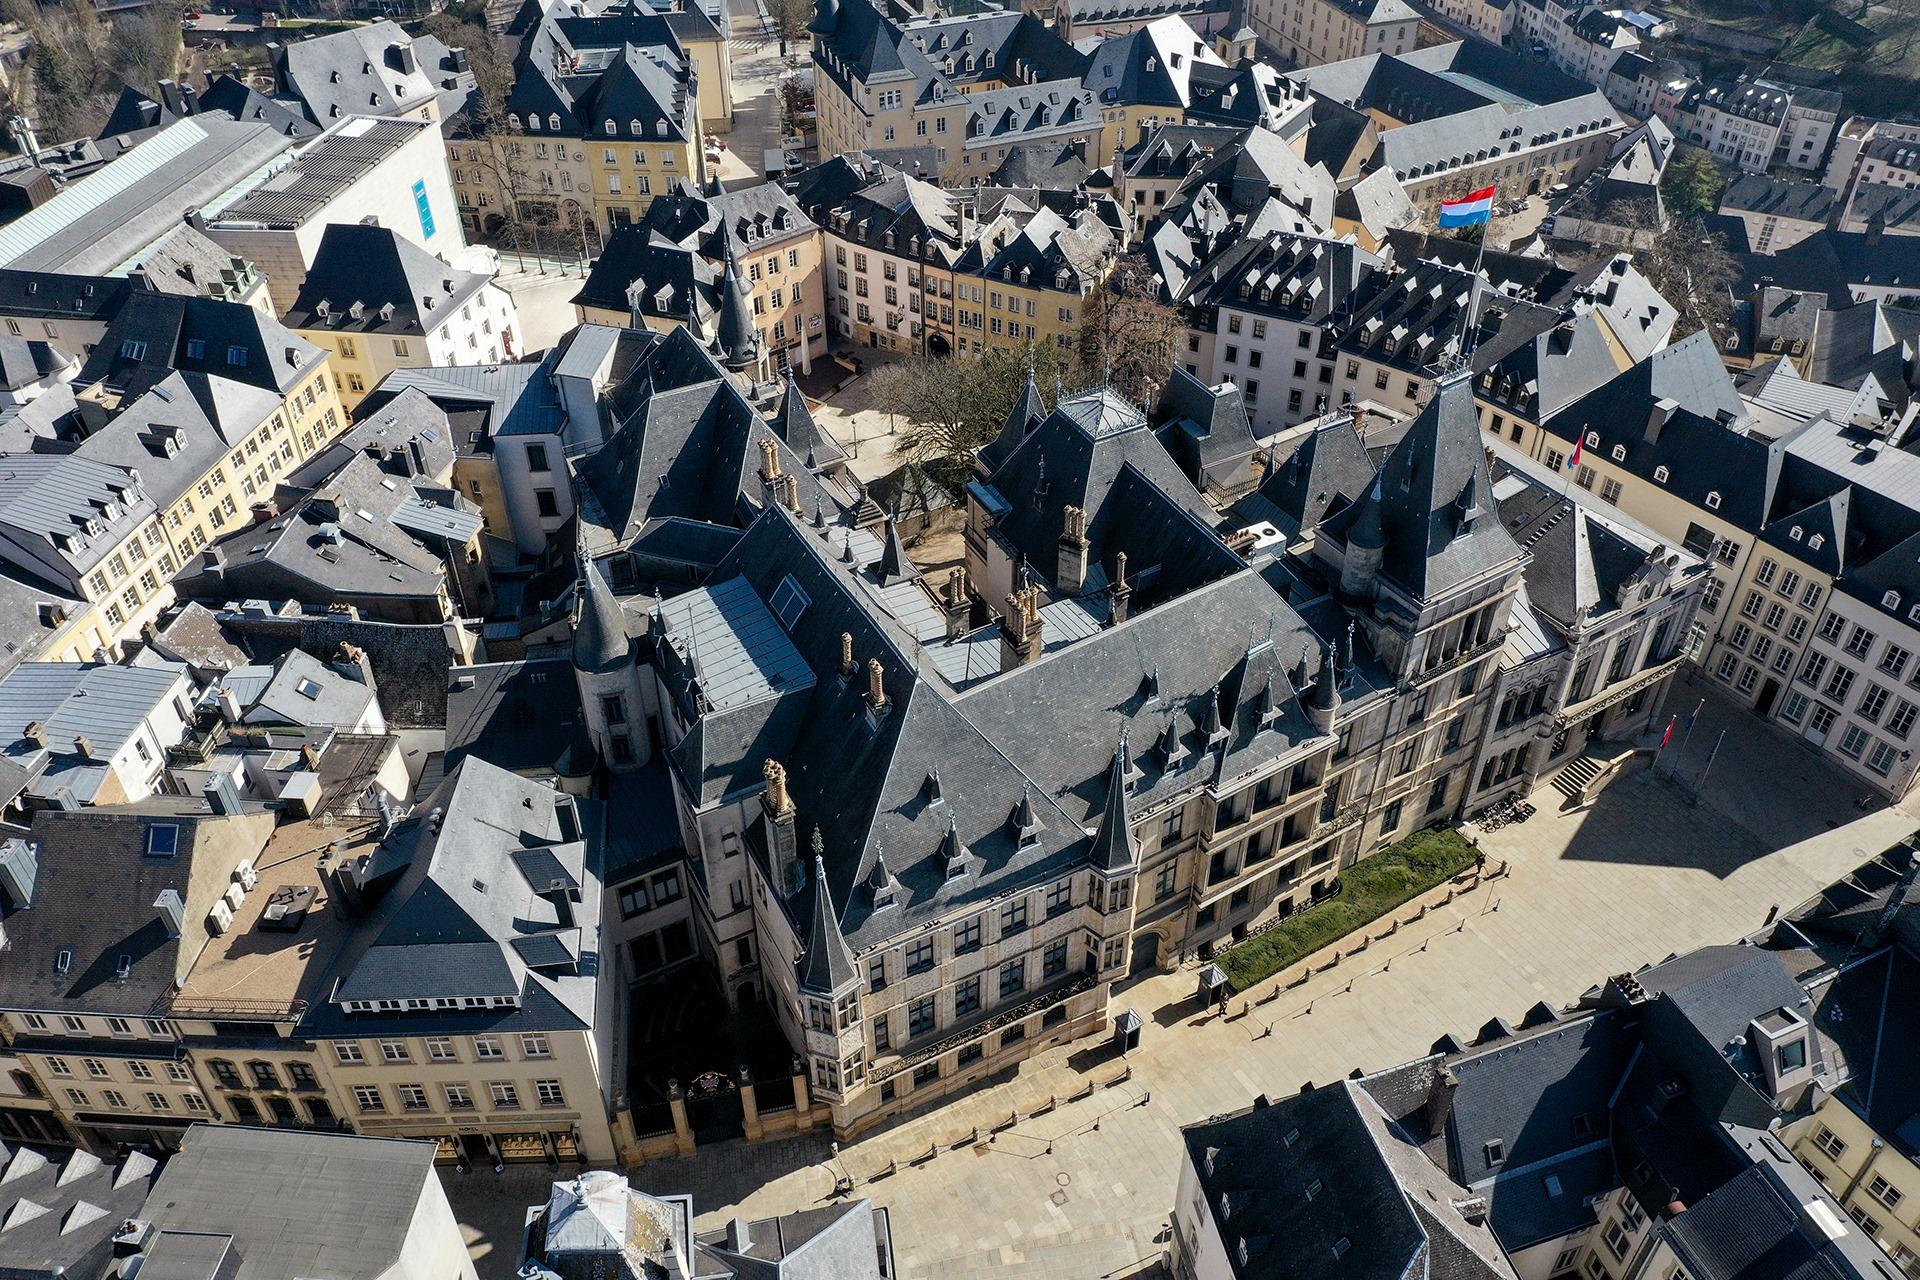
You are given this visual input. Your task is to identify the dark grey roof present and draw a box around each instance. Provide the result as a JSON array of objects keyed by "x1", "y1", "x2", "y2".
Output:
[
  {"x1": 1664, "y1": 1166, "x2": 1854, "y2": 1280},
  {"x1": 0, "y1": 800, "x2": 277, "y2": 1016},
  {"x1": 1182, "y1": 1080, "x2": 1513, "y2": 1280},
  {"x1": 798, "y1": 854, "x2": 857, "y2": 992},
  {"x1": 574, "y1": 558, "x2": 633, "y2": 674},
  {"x1": 695, "y1": 1198, "x2": 891, "y2": 1280},
  {"x1": 304, "y1": 757, "x2": 603, "y2": 1036},
  {"x1": 1321, "y1": 372, "x2": 1523, "y2": 599},
  {"x1": 0, "y1": 1145, "x2": 161, "y2": 1279},
  {"x1": 1719, "y1": 175, "x2": 1835, "y2": 224},
  {"x1": 446, "y1": 657, "x2": 591, "y2": 779},
  {"x1": 142, "y1": 1125, "x2": 445, "y2": 1280},
  {"x1": 283, "y1": 222, "x2": 493, "y2": 336}
]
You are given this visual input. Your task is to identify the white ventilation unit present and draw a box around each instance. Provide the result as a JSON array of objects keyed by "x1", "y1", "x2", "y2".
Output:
[
  {"x1": 233, "y1": 861, "x2": 258, "y2": 891},
  {"x1": 207, "y1": 901, "x2": 235, "y2": 935}
]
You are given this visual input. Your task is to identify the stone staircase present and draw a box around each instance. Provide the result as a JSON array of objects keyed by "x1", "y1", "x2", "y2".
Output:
[{"x1": 1552, "y1": 742, "x2": 1648, "y2": 804}]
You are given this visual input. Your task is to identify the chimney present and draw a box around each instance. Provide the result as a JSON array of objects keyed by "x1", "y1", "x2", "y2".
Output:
[
  {"x1": 408, "y1": 437, "x2": 428, "y2": 477},
  {"x1": 726, "y1": 1218, "x2": 752, "y2": 1251},
  {"x1": 204, "y1": 773, "x2": 243, "y2": 817},
  {"x1": 22, "y1": 721, "x2": 46, "y2": 751},
  {"x1": 1423, "y1": 1067, "x2": 1459, "y2": 1136},
  {"x1": 180, "y1": 81, "x2": 200, "y2": 115},
  {"x1": 866, "y1": 657, "x2": 890, "y2": 719},
  {"x1": 157, "y1": 79, "x2": 184, "y2": 117},
  {"x1": 1000, "y1": 586, "x2": 1045, "y2": 670},
  {"x1": 1057, "y1": 504, "x2": 1090, "y2": 591},
  {"x1": 1108, "y1": 552, "x2": 1131, "y2": 625},
  {"x1": 761, "y1": 760, "x2": 800, "y2": 895},
  {"x1": 72, "y1": 734, "x2": 95, "y2": 760},
  {"x1": 1646, "y1": 396, "x2": 1678, "y2": 444},
  {"x1": 392, "y1": 443, "x2": 417, "y2": 478},
  {"x1": 333, "y1": 643, "x2": 373, "y2": 687},
  {"x1": 153, "y1": 888, "x2": 185, "y2": 938},
  {"x1": 943, "y1": 567, "x2": 971, "y2": 640},
  {"x1": 299, "y1": 743, "x2": 322, "y2": 772},
  {"x1": 838, "y1": 631, "x2": 857, "y2": 681},
  {"x1": 201, "y1": 547, "x2": 225, "y2": 585}
]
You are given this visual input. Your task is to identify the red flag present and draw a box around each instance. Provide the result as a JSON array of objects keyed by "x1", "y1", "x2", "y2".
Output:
[
  {"x1": 1660, "y1": 716, "x2": 1675, "y2": 748},
  {"x1": 1568, "y1": 435, "x2": 1584, "y2": 468}
]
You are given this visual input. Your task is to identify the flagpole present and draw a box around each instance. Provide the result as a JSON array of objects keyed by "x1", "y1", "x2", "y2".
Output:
[
  {"x1": 1693, "y1": 728, "x2": 1726, "y2": 806},
  {"x1": 1651, "y1": 715, "x2": 1676, "y2": 776},
  {"x1": 1672, "y1": 697, "x2": 1705, "y2": 777}
]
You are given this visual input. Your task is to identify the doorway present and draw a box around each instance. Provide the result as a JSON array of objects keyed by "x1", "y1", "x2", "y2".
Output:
[
  {"x1": 1130, "y1": 932, "x2": 1160, "y2": 976},
  {"x1": 1755, "y1": 678, "x2": 1780, "y2": 719},
  {"x1": 460, "y1": 1133, "x2": 492, "y2": 1165}
]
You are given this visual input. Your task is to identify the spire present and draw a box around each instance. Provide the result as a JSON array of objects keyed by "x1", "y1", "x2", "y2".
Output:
[
  {"x1": 798, "y1": 855, "x2": 857, "y2": 993},
  {"x1": 1350, "y1": 473, "x2": 1386, "y2": 550},
  {"x1": 874, "y1": 510, "x2": 915, "y2": 587},
  {"x1": 941, "y1": 811, "x2": 968, "y2": 876},
  {"x1": 1156, "y1": 718, "x2": 1185, "y2": 770},
  {"x1": 571, "y1": 558, "x2": 630, "y2": 674},
  {"x1": 1200, "y1": 684, "x2": 1224, "y2": 740},
  {"x1": 713, "y1": 224, "x2": 761, "y2": 373},
  {"x1": 1315, "y1": 644, "x2": 1339, "y2": 712},
  {"x1": 1009, "y1": 784, "x2": 1042, "y2": 844},
  {"x1": 1090, "y1": 735, "x2": 1138, "y2": 871},
  {"x1": 867, "y1": 844, "x2": 899, "y2": 907}
]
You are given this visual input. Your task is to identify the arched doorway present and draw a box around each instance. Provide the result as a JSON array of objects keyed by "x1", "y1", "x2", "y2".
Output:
[{"x1": 927, "y1": 332, "x2": 951, "y2": 356}]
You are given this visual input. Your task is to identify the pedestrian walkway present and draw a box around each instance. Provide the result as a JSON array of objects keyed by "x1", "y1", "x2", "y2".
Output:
[{"x1": 443, "y1": 684, "x2": 1919, "y2": 1280}]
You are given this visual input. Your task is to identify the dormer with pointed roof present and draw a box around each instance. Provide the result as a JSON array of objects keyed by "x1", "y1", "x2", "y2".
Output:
[{"x1": 713, "y1": 225, "x2": 762, "y2": 375}]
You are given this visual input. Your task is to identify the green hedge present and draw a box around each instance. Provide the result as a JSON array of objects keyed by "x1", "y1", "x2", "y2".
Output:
[{"x1": 1218, "y1": 828, "x2": 1479, "y2": 991}]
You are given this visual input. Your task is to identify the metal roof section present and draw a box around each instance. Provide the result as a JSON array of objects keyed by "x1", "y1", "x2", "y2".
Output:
[
  {"x1": 207, "y1": 117, "x2": 431, "y2": 230},
  {"x1": 0, "y1": 117, "x2": 293, "y2": 275},
  {"x1": 0, "y1": 662, "x2": 186, "y2": 761},
  {"x1": 656, "y1": 576, "x2": 815, "y2": 711}
]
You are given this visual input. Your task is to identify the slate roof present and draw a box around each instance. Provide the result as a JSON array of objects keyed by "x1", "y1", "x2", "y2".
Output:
[
  {"x1": 975, "y1": 383, "x2": 1240, "y2": 603},
  {"x1": 1320, "y1": 371, "x2": 1524, "y2": 599},
  {"x1": 1720, "y1": 175, "x2": 1835, "y2": 225},
  {"x1": 1154, "y1": 366, "x2": 1257, "y2": 480},
  {"x1": 1182, "y1": 1081, "x2": 1514, "y2": 1280},
  {"x1": 77, "y1": 289, "x2": 323, "y2": 400},
  {"x1": 0, "y1": 799, "x2": 276, "y2": 1015},
  {"x1": 277, "y1": 22, "x2": 476, "y2": 125},
  {"x1": 302, "y1": 757, "x2": 603, "y2": 1036},
  {"x1": 142, "y1": 1125, "x2": 446, "y2": 1280},
  {"x1": 1250, "y1": 410, "x2": 1378, "y2": 537},
  {"x1": 693, "y1": 1198, "x2": 892, "y2": 1279},
  {"x1": 0, "y1": 1144, "x2": 161, "y2": 1280},
  {"x1": 1664, "y1": 1166, "x2": 1856, "y2": 1280},
  {"x1": 284, "y1": 222, "x2": 493, "y2": 337}
]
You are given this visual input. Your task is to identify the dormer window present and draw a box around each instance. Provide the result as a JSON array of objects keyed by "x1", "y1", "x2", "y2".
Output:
[
  {"x1": 549, "y1": 113, "x2": 561, "y2": 131},
  {"x1": 1789, "y1": 527, "x2": 1803, "y2": 540},
  {"x1": 604, "y1": 119, "x2": 617, "y2": 135},
  {"x1": 1611, "y1": 444, "x2": 1626, "y2": 461},
  {"x1": 1653, "y1": 465, "x2": 1669, "y2": 483},
  {"x1": 1705, "y1": 491, "x2": 1722, "y2": 510},
  {"x1": 630, "y1": 118, "x2": 643, "y2": 135},
  {"x1": 1884, "y1": 590, "x2": 1902, "y2": 611},
  {"x1": 1809, "y1": 533, "x2": 1825, "y2": 550}
]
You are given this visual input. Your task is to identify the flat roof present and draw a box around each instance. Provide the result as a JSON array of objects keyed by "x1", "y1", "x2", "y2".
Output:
[
  {"x1": 172, "y1": 817, "x2": 370, "y2": 1017},
  {"x1": 208, "y1": 118, "x2": 430, "y2": 230}
]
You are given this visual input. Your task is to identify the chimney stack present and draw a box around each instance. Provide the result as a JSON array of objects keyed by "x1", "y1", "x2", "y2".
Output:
[
  {"x1": 22, "y1": 721, "x2": 46, "y2": 751},
  {"x1": 838, "y1": 631, "x2": 856, "y2": 681},
  {"x1": 1057, "y1": 504, "x2": 1090, "y2": 591},
  {"x1": 761, "y1": 760, "x2": 800, "y2": 895},
  {"x1": 943, "y1": 567, "x2": 971, "y2": 640},
  {"x1": 1108, "y1": 552, "x2": 1131, "y2": 625},
  {"x1": 72, "y1": 734, "x2": 95, "y2": 760},
  {"x1": 1423, "y1": 1067, "x2": 1459, "y2": 1137},
  {"x1": 1000, "y1": 586, "x2": 1045, "y2": 670},
  {"x1": 866, "y1": 657, "x2": 889, "y2": 717}
]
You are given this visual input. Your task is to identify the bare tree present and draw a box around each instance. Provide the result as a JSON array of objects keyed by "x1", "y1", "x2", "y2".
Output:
[
  {"x1": 873, "y1": 341, "x2": 1064, "y2": 497},
  {"x1": 1632, "y1": 214, "x2": 1741, "y2": 341},
  {"x1": 765, "y1": 0, "x2": 812, "y2": 56},
  {"x1": 1072, "y1": 254, "x2": 1181, "y2": 405}
]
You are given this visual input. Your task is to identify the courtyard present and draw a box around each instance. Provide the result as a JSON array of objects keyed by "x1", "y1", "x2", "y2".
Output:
[{"x1": 443, "y1": 682, "x2": 1919, "y2": 1279}]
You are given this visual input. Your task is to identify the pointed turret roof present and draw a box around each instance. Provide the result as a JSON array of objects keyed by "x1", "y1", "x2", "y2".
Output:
[
  {"x1": 799, "y1": 854, "x2": 857, "y2": 992},
  {"x1": 873, "y1": 514, "x2": 915, "y2": 587},
  {"x1": 713, "y1": 224, "x2": 761, "y2": 373},
  {"x1": 1320, "y1": 370, "x2": 1521, "y2": 598},
  {"x1": 1090, "y1": 736, "x2": 1138, "y2": 872},
  {"x1": 572, "y1": 558, "x2": 631, "y2": 674},
  {"x1": 1314, "y1": 644, "x2": 1339, "y2": 712},
  {"x1": 979, "y1": 369, "x2": 1048, "y2": 472},
  {"x1": 771, "y1": 371, "x2": 845, "y2": 466}
]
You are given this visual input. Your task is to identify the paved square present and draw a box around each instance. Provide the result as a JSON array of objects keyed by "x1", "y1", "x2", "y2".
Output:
[{"x1": 444, "y1": 684, "x2": 1918, "y2": 1280}]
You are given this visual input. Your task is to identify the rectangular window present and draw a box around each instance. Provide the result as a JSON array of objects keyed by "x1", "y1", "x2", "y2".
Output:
[
  {"x1": 488, "y1": 1081, "x2": 521, "y2": 1108},
  {"x1": 906, "y1": 938, "x2": 934, "y2": 973},
  {"x1": 909, "y1": 995, "x2": 936, "y2": 1037},
  {"x1": 536, "y1": 1079, "x2": 566, "y2": 1107},
  {"x1": 426, "y1": 1037, "x2": 456, "y2": 1061},
  {"x1": 1840, "y1": 726, "x2": 1872, "y2": 758},
  {"x1": 397, "y1": 1084, "x2": 429, "y2": 1111},
  {"x1": 378, "y1": 1039, "x2": 409, "y2": 1063},
  {"x1": 1001, "y1": 899, "x2": 1029, "y2": 935},
  {"x1": 1847, "y1": 626, "x2": 1877, "y2": 658},
  {"x1": 953, "y1": 917, "x2": 982, "y2": 953},
  {"x1": 1043, "y1": 937, "x2": 1067, "y2": 978},
  {"x1": 444, "y1": 1083, "x2": 475, "y2": 1110},
  {"x1": 954, "y1": 977, "x2": 981, "y2": 1017},
  {"x1": 353, "y1": 1085, "x2": 385, "y2": 1113},
  {"x1": 1859, "y1": 685, "x2": 1890, "y2": 723},
  {"x1": 1000, "y1": 958, "x2": 1026, "y2": 998},
  {"x1": 473, "y1": 1036, "x2": 503, "y2": 1060},
  {"x1": 520, "y1": 1033, "x2": 551, "y2": 1058}
]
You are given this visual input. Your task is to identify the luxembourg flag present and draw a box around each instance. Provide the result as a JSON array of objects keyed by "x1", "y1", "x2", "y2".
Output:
[{"x1": 1439, "y1": 185, "x2": 1497, "y2": 228}]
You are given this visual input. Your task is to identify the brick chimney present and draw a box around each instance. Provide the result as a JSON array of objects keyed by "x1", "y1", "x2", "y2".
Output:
[
  {"x1": 1001, "y1": 586, "x2": 1045, "y2": 670},
  {"x1": 838, "y1": 631, "x2": 856, "y2": 681},
  {"x1": 1057, "y1": 504, "x2": 1090, "y2": 591},
  {"x1": 1109, "y1": 552, "x2": 1132, "y2": 625},
  {"x1": 759, "y1": 437, "x2": 798, "y2": 511},
  {"x1": 942, "y1": 567, "x2": 971, "y2": 640},
  {"x1": 761, "y1": 759, "x2": 800, "y2": 894}
]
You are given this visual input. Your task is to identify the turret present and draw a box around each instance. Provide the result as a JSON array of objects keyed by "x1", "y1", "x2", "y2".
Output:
[
  {"x1": 714, "y1": 226, "x2": 761, "y2": 375},
  {"x1": 572, "y1": 559, "x2": 650, "y2": 771},
  {"x1": 1340, "y1": 475, "x2": 1385, "y2": 600},
  {"x1": 1310, "y1": 643, "x2": 1339, "y2": 734}
]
